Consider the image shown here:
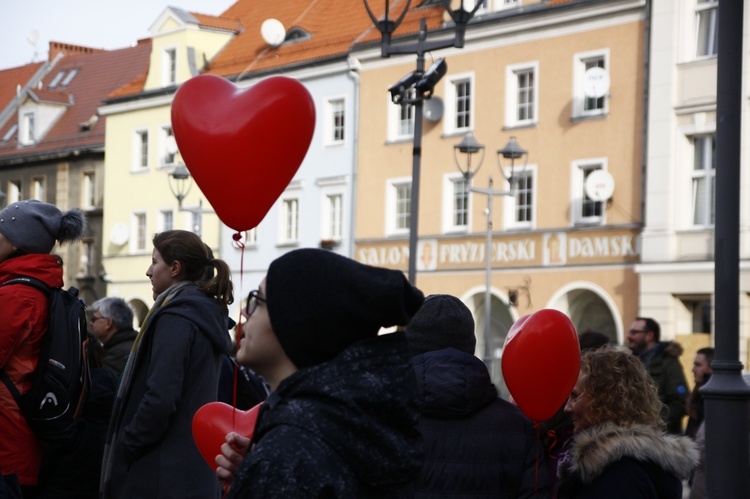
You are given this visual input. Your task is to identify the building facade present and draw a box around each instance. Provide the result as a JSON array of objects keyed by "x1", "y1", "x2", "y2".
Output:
[{"x1": 354, "y1": 0, "x2": 647, "y2": 390}]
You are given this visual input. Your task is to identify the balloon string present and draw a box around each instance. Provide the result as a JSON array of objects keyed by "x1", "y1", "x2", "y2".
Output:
[
  {"x1": 231, "y1": 232, "x2": 246, "y2": 429},
  {"x1": 546, "y1": 429, "x2": 558, "y2": 458},
  {"x1": 534, "y1": 422, "x2": 540, "y2": 495}
]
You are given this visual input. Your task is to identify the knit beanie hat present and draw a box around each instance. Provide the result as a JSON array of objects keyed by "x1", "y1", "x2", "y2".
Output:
[
  {"x1": 0, "y1": 200, "x2": 86, "y2": 254},
  {"x1": 405, "y1": 294, "x2": 476, "y2": 356},
  {"x1": 265, "y1": 248, "x2": 424, "y2": 369}
]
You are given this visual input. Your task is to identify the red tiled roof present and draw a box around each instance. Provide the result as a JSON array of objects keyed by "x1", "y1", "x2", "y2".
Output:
[
  {"x1": 0, "y1": 62, "x2": 44, "y2": 112},
  {"x1": 546, "y1": 0, "x2": 578, "y2": 5},
  {"x1": 28, "y1": 88, "x2": 71, "y2": 105},
  {"x1": 189, "y1": 12, "x2": 242, "y2": 32},
  {"x1": 0, "y1": 41, "x2": 151, "y2": 161},
  {"x1": 205, "y1": 0, "x2": 445, "y2": 78}
]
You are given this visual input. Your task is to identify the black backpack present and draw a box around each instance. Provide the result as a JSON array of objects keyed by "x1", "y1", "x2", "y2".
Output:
[{"x1": 0, "y1": 276, "x2": 90, "y2": 442}]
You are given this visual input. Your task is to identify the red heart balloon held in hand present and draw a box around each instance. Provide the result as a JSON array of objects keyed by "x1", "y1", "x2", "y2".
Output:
[
  {"x1": 171, "y1": 74, "x2": 316, "y2": 232},
  {"x1": 192, "y1": 402, "x2": 261, "y2": 471},
  {"x1": 501, "y1": 309, "x2": 580, "y2": 422}
]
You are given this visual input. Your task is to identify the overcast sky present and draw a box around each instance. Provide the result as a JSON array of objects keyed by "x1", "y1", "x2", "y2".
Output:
[{"x1": 1, "y1": 0, "x2": 236, "y2": 71}]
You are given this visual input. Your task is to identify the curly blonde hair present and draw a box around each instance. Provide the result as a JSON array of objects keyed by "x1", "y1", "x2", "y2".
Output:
[{"x1": 580, "y1": 348, "x2": 665, "y2": 429}]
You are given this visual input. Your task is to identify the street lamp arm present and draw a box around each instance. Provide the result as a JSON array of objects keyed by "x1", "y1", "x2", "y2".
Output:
[
  {"x1": 382, "y1": 36, "x2": 461, "y2": 56},
  {"x1": 469, "y1": 186, "x2": 514, "y2": 197}
]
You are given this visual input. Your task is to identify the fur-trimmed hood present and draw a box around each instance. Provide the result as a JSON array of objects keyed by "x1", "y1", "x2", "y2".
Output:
[{"x1": 560, "y1": 422, "x2": 699, "y2": 484}]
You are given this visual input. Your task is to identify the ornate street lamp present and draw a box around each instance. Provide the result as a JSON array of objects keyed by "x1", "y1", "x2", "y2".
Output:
[
  {"x1": 455, "y1": 133, "x2": 528, "y2": 371},
  {"x1": 166, "y1": 139, "x2": 214, "y2": 237},
  {"x1": 364, "y1": 0, "x2": 483, "y2": 284}
]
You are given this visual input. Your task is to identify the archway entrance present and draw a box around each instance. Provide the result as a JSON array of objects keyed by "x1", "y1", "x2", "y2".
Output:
[{"x1": 468, "y1": 291, "x2": 515, "y2": 400}]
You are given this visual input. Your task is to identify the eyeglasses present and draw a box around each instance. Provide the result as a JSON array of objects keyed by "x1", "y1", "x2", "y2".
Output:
[
  {"x1": 91, "y1": 315, "x2": 108, "y2": 325},
  {"x1": 244, "y1": 289, "x2": 267, "y2": 317}
]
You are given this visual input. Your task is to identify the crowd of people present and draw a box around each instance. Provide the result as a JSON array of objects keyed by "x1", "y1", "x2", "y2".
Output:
[{"x1": 0, "y1": 200, "x2": 739, "y2": 498}]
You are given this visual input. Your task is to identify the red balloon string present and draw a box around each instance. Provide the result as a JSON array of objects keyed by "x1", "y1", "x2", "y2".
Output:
[
  {"x1": 231, "y1": 231, "x2": 246, "y2": 428},
  {"x1": 546, "y1": 429, "x2": 558, "y2": 458}
]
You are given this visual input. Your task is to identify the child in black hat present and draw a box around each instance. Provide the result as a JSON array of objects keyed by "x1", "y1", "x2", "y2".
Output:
[{"x1": 216, "y1": 248, "x2": 425, "y2": 498}]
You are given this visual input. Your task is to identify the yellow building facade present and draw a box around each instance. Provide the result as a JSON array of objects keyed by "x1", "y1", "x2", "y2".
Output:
[{"x1": 99, "y1": 8, "x2": 235, "y2": 321}]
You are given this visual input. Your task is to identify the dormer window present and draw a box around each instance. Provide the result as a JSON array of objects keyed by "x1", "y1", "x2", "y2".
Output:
[
  {"x1": 22, "y1": 112, "x2": 36, "y2": 145},
  {"x1": 49, "y1": 71, "x2": 66, "y2": 89},
  {"x1": 60, "y1": 69, "x2": 79, "y2": 87},
  {"x1": 163, "y1": 48, "x2": 177, "y2": 86},
  {"x1": 2, "y1": 124, "x2": 17, "y2": 142},
  {"x1": 284, "y1": 27, "x2": 310, "y2": 44}
]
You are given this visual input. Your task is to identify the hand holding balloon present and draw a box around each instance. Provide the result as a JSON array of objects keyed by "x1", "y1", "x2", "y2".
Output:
[{"x1": 501, "y1": 309, "x2": 580, "y2": 422}]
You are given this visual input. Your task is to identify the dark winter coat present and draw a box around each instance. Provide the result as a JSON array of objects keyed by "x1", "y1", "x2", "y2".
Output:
[
  {"x1": 227, "y1": 332, "x2": 424, "y2": 498},
  {"x1": 103, "y1": 284, "x2": 232, "y2": 499},
  {"x1": 410, "y1": 348, "x2": 549, "y2": 498},
  {"x1": 556, "y1": 422, "x2": 699, "y2": 499},
  {"x1": 639, "y1": 341, "x2": 689, "y2": 434},
  {"x1": 101, "y1": 328, "x2": 137, "y2": 375}
]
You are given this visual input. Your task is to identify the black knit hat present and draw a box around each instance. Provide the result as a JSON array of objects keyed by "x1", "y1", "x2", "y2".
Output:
[
  {"x1": 266, "y1": 248, "x2": 424, "y2": 369},
  {"x1": 405, "y1": 294, "x2": 476, "y2": 356},
  {"x1": 0, "y1": 200, "x2": 85, "y2": 254}
]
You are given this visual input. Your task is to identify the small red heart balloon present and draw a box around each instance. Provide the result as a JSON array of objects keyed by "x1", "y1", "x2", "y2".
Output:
[
  {"x1": 191, "y1": 402, "x2": 261, "y2": 471},
  {"x1": 501, "y1": 309, "x2": 580, "y2": 422},
  {"x1": 171, "y1": 74, "x2": 315, "y2": 232}
]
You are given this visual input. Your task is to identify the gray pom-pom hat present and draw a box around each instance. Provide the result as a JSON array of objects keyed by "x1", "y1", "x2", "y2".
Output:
[{"x1": 0, "y1": 200, "x2": 86, "y2": 254}]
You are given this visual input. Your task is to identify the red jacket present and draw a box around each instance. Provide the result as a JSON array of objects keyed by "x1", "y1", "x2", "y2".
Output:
[{"x1": 0, "y1": 253, "x2": 64, "y2": 485}]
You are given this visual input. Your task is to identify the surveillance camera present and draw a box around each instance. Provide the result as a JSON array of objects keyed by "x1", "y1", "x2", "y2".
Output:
[
  {"x1": 416, "y1": 58, "x2": 447, "y2": 96},
  {"x1": 388, "y1": 70, "x2": 421, "y2": 104}
]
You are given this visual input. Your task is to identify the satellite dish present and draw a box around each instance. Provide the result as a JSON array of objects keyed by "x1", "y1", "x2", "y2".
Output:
[
  {"x1": 583, "y1": 66, "x2": 610, "y2": 99},
  {"x1": 423, "y1": 96, "x2": 444, "y2": 122},
  {"x1": 27, "y1": 30, "x2": 39, "y2": 46},
  {"x1": 261, "y1": 19, "x2": 286, "y2": 47},
  {"x1": 165, "y1": 135, "x2": 179, "y2": 156},
  {"x1": 585, "y1": 170, "x2": 615, "y2": 202},
  {"x1": 110, "y1": 223, "x2": 130, "y2": 246}
]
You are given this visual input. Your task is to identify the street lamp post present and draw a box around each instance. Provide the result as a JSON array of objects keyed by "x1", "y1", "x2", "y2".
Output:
[
  {"x1": 364, "y1": 0, "x2": 483, "y2": 284},
  {"x1": 454, "y1": 133, "x2": 528, "y2": 370},
  {"x1": 168, "y1": 164, "x2": 215, "y2": 237}
]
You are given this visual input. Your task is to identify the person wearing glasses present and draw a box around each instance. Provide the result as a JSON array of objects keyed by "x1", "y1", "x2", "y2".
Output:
[
  {"x1": 89, "y1": 297, "x2": 137, "y2": 375},
  {"x1": 626, "y1": 317, "x2": 689, "y2": 434},
  {"x1": 215, "y1": 248, "x2": 425, "y2": 498},
  {"x1": 101, "y1": 230, "x2": 233, "y2": 499}
]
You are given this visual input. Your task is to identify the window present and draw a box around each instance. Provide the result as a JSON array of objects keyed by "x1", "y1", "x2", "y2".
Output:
[
  {"x1": 82, "y1": 172, "x2": 96, "y2": 209},
  {"x1": 445, "y1": 73, "x2": 474, "y2": 135},
  {"x1": 323, "y1": 193, "x2": 343, "y2": 241},
  {"x1": 23, "y1": 112, "x2": 35, "y2": 144},
  {"x1": 8, "y1": 180, "x2": 21, "y2": 203},
  {"x1": 506, "y1": 62, "x2": 538, "y2": 128},
  {"x1": 163, "y1": 48, "x2": 177, "y2": 85},
  {"x1": 191, "y1": 212, "x2": 202, "y2": 237},
  {"x1": 280, "y1": 198, "x2": 300, "y2": 243},
  {"x1": 572, "y1": 159, "x2": 607, "y2": 225},
  {"x1": 161, "y1": 126, "x2": 176, "y2": 167},
  {"x1": 676, "y1": 296, "x2": 712, "y2": 334},
  {"x1": 386, "y1": 178, "x2": 412, "y2": 235},
  {"x1": 696, "y1": 0, "x2": 718, "y2": 58},
  {"x1": 132, "y1": 212, "x2": 147, "y2": 251},
  {"x1": 573, "y1": 50, "x2": 609, "y2": 118},
  {"x1": 82, "y1": 239, "x2": 95, "y2": 276},
  {"x1": 443, "y1": 174, "x2": 469, "y2": 233},
  {"x1": 504, "y1": 167, "x2": 536, "y2": 229},
  {"x1": 32, "y1": 177, "x2": 45, "y2": 201},
  {"x1": 133, "y1": 129, "x2": 149, "y2": 169},
  {"x1": 388, "y1": 89, "x2": 415, "y2": 141},
  {"x1": 327, "y1": 98, "x2": 345, "y2": 145},
  {"x1": 245, "y1": 227, "x2": 258, "y2": 246},
  {"x1": 692, "y1": 134, "x2": 716, "y2": 227},
  {"x1": 48, "y1": 71, "x2": 66, "y2": 89},
  {"x1": 160, "y1": 210, "x2": 174, "y2": 232},
  {"x1": 2, "y1": 124, "x2": 17, "y2": 142},
  {"x1": 60, "y1": 69, "x2": 78, "y2": 87}
]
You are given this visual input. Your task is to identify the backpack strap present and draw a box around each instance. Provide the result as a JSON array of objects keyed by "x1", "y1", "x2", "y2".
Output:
[{"x1": 0, "y1": 276, "x2": 52, "y2": 403}]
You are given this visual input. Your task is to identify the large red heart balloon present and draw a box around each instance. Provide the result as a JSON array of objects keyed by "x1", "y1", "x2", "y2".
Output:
[
  {"x1": 191, "y1": 402, "x2": 261, "y2": 471},
  {"x1": 171, "y1": 74, "x2": 315, "y2": 232},
  {"x1": 501, "y1": 309, "x2": 580, "y2": 422}
]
